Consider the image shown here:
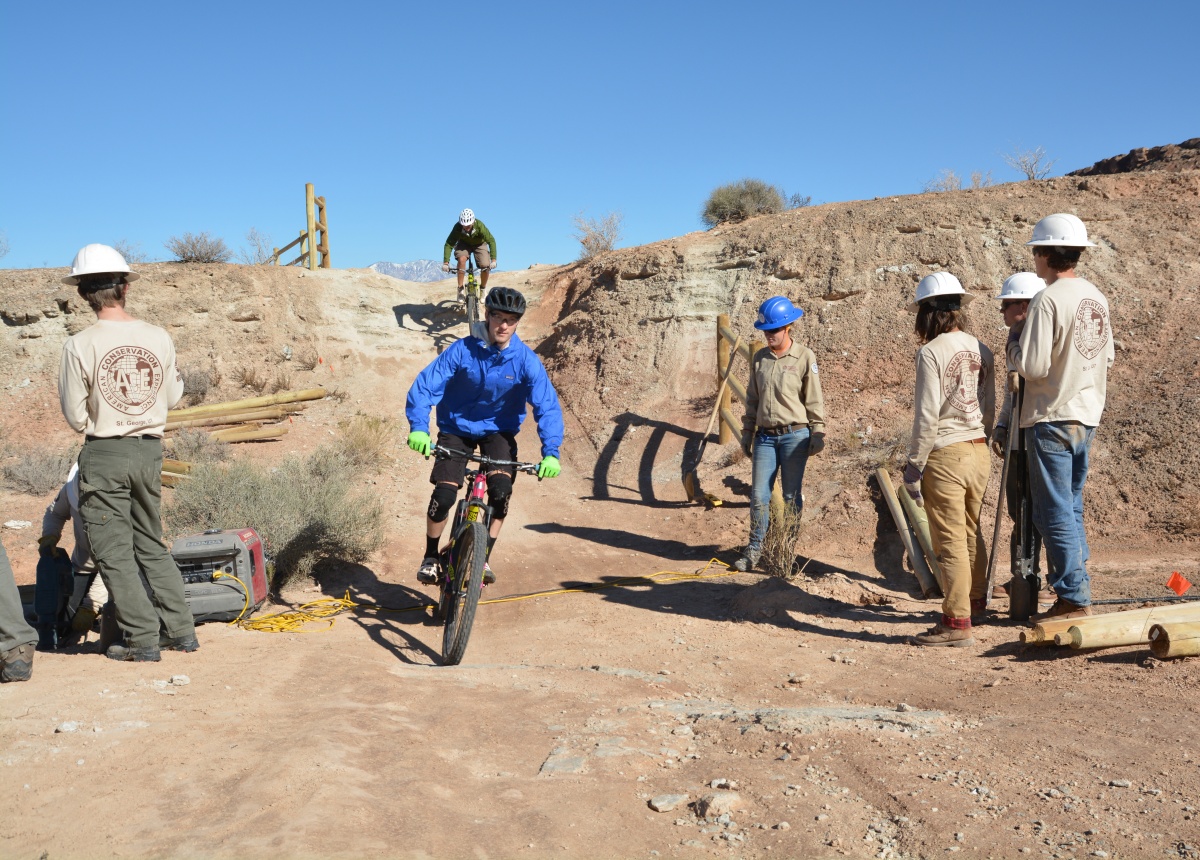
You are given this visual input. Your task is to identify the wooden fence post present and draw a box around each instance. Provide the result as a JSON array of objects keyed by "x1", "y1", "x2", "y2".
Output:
[
  {"x1": 305, "y1": 183, "x2": 317, "y2": 271},
  {"x1": 315, "y1": 196, "x2": 329, "y2": 268}
]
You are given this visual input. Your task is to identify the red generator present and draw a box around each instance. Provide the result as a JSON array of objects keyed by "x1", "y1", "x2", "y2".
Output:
[{"x1": 171, "y1": 528, "x2": 269, "y2": 623}]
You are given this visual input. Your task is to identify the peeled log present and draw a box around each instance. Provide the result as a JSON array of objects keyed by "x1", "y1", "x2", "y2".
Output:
[
  {"x1": 1056, "y1": 602, "x2": 1200, "y2": 649},
  {"x1": 895, "y1": 481, "x2": 946, "y2": 594},
  {"x1": 211, "y1": 426, "x2": 288, "y2": 443},
  {"x1": 167, "y1": 388, "x2": 325, "y2": 421},
  {"x1": 165, "y1": 406, "x2": 292, "y2": 431},
  {"x1": 875, "y1": 469, "x2": 941, "y2": 598},
  {"x1": 1149, "y1": 622, "x2": 1200, "y2": 658},
  {"x1": 162, "y1": 458, "x2": 193, "y2": 474}
]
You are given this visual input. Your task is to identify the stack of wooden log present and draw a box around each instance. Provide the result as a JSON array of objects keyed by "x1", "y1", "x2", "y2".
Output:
[
  {"x1": 165, "y1": 388, "x2": 326, "y2": 444},
  {"x1": 1021, "y1": 600, "x2": 1200, "y2": 658}
]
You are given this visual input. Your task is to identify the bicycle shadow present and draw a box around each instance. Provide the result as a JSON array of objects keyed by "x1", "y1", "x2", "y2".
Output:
[
  {"x1": 313, "y1": 560, "x2": 443, "y2": 665},
  {"x1": 393, "y1": 301, "x2": 467, "y2": 355}
]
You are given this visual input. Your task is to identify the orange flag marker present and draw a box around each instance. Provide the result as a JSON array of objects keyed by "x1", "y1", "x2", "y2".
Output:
[{"x1": 1166, "y1": 571, "x2": 1192, "y2": 596}]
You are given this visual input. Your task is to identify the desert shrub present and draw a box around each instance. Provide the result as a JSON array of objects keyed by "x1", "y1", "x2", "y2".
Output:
[
  {"x1": 335, "y1": 413, "x2": 398, "y2": 467},
  {"x1": 970, "y1": 170, "x2": 995, "y2": 189},
  {"x1": 166, "y1": 446, "x2": 383, "y2": 588},
  {"x1": 236, "y1": 227, "x2": 274, "y2": 265},
  {"x1": 2, "y1": 447, "x2": 77, "y2": 496},
  {"x1": 238, "y1": 366, "x2": 269, "y2": 393},
  {"x1": 788, "y1": 192, "x2": 813, "y2": 208},
  {"x1": 169, "y1": 429, "x2": 229, "y2": 464},
  {"x1": 269, "y1": 371, "x2": 293, "y2": 394},
  {"x1": 572, "y1": 211, "x2": 623, "y2": 261},
  {"x1": 112, "y1": 239, "x2": 150, "y2": 264},
  {"x1": 0, "y1": 230, "x2": 9, "y2": 261},
  {"x1": 165, "y1": 231, "x2": 231, "y2": 263},
  {"x1": 701, "y1": 179, "x2": 786, "y2": 227},
  {"x1": 1002, "y1": 145, "x2": 1056, "y2": 180},
  {"x1": 923, "y1": 169, "x2": 962, "y2": 193},
  {"x1": 296, "y1": 348, "x2": 320, "y2": 371},
  {"x1": 761, "y1": 500, "x2": 805, "y2": 579},
  {"x1": 181, "y1": 366, "x2": 211, "y2": 405}
]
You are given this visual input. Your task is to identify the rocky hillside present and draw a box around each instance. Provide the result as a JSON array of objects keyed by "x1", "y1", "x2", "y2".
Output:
[{"x1": 534, "y1": 167, "x2": 1200, "y2": 551}]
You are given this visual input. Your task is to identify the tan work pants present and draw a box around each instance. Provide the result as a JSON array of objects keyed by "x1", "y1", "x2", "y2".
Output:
[{"x1": 922, "y1": 440, "x2": 991, "y2": 623}]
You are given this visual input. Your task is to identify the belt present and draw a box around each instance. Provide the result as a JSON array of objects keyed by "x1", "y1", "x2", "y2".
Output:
[
  {"x1": 971, "y1": 437, "x2": 987, "y2": 444},
  {"x1": 758, "y1": 424, "x2": 806, "y2": 437},
  {"x1": 85, "y1": 434, "x2": 162, "y2": 442}
]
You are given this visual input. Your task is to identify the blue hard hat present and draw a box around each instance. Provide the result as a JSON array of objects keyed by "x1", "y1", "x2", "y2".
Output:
[{"x1": 754, "y1": 296, "x2": 804, "y2": 330}]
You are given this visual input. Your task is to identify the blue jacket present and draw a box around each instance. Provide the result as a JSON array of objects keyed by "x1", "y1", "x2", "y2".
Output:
[{"x1": 405, "y1": 333, "x2": 564, "y2": 458}]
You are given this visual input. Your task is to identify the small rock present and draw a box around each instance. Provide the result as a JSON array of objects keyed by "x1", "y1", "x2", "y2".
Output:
[
  {"x1": 649, "y1": 794, "x2": 688, "y2": 813},
  {"x1": 3, "y1": 520, "x2": 32, "y2": 530},
  {"x1": 774, "y1": 822, "x2": 791, "y2": 831},
  {"x1": 673, "y1": 726, "x2": 693, "y2": 737},
  {"x1": 1092, "y1": 852, "x2": 1108, "y2": 858},
  {"x1": 897, "y1": 703, "x2": 914, "y2": 713},
  {"x1": 1109, "y1": 779, "x2": 1132, "y2": 788},
  {"x1": 56, "y1": 722, "x2": 79, "y2": 733},
  {"x1": 170, "y1": 675, "x2": 190, "y2": 686},
  {"x1": 817, "y1": 814, "x2": 829, "y2": 821},
  {"x1": 695, "y1": 791, "x2": 741, "y2": 818},
  {"x1": 710, "y1": 778, "x2": 737, "y2": 790}
]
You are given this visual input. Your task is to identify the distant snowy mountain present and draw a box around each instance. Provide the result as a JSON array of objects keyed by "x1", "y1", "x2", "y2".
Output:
[{"x1": 369, "y1": 260, "x2": 451, "y2": 282}]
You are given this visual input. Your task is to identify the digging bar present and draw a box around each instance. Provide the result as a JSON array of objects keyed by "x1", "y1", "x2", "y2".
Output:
[{"x1": 683, "y1": 334, "x2": 742, "y2": 503}]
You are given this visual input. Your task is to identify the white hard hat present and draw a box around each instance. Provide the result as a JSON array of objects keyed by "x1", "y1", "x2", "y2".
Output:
[
  {"x1": 459, "y1": 208, "x2": 475, "y2": 227},
  {"x1": 62, "y1": 243, "x2": 140, "y2": 286},
  {"x1": 996, "y1": 272, "x2": 1046, "y2": 302},
  {"x1": 908, "y1": 271, "x2": 974, "y2": 312},
  {"x1": 1025, "y1": 213, "x2": 1096, "y2": 248}
]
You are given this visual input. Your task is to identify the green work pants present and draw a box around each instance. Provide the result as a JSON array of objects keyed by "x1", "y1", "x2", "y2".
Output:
[
  {"x1": 0, "y1": 537, "x2": 38, "y2": 653},
  {"x1": 78, "y1": 437, "x2": 194, "y2": 648}
]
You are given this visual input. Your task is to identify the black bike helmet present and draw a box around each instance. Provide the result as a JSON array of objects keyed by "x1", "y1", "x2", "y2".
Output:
[{"x1": 484, "y1": 286, "x2": 526, "y2": 316}]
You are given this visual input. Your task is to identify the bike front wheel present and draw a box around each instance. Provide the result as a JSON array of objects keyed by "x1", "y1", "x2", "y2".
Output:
[{"x1": 442, "y1": 520, "x2": 487, "y2": 665}]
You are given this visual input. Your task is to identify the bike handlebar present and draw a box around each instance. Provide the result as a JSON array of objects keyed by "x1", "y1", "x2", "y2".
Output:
[{"x1": 427, "y1": 444, "x2": 539, "y2": 475}]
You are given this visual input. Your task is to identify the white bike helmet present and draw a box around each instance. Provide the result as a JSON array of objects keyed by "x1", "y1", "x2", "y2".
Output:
[{"x1": 459, "y1": 208, "x2": 475, "y2": 228}]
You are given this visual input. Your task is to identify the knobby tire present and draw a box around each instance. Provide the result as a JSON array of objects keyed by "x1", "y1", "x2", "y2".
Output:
[{"x1": 442, "y1": 520, "x2": 487, "y2": 665}]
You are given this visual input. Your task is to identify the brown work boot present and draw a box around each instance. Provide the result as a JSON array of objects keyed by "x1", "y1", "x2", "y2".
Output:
[
  {"x1": 910, "y1": 623, "x2": 974, "y2": 648},
  {"x1": 970, "y1": 597, "x2": 987, "y2": 622},
  {"x1": 1030, "y1": 598, "x2": 1092, "y2": 624},
  {"x1": 1, "y1": 642, "x2": 35, "y2": 682}
]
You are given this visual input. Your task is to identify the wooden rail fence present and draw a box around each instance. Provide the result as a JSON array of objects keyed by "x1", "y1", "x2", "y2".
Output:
[{"x1": 272, "y1": 183, "x2": 330, "y2": 270}]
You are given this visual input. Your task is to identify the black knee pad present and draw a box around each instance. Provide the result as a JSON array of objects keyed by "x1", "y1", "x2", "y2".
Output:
[
  {"x1": 487, "y1": 474, "x2": 513, "y2": 520},
  {"x1": 427, "y1": 484, "x2": 458, "y2": 523}
]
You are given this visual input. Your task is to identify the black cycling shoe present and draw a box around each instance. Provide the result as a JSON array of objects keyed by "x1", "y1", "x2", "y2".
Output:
[
  {"x1": 417, "y1": 558, "x2": 440, "y2": 585},
  {"x1": 483, "y1": 562, "x2": 496, "y2": 585}
]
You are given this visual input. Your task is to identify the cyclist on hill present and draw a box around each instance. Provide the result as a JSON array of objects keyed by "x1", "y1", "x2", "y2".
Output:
[
  {"x1": 442, "y1": 209, "x2": 498, "y2": 302},
  {"x1": 405, "y1": 286, "x2": 563, "y2": 585}
]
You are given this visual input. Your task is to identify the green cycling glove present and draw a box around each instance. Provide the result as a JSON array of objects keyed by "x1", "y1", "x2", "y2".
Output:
[
  {"x1": 537, "y1": 456, "x2": 561, "y2": 479},
  {"x1": 407, "y1": 431, "x2": 431, "y2": 457}
]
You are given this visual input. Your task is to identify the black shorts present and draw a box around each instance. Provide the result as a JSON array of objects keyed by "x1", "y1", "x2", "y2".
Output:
[{"x1": 430, "y1": 431, "x2": 518, "y2": 486}]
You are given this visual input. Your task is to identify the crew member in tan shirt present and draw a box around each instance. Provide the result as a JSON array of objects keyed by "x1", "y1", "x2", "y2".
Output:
[
  {"x1": 58, "y1": 244, "x2": 197, "y2": 662},
  {"x1": 733, "y1": 296, "x2": 825, "y2": 573},
  {"x1": 1006, "y1": 214, "x2": 1114, "y2": 622},
  {"x1": 903, "y1": 273, "x2": 994, "y2": 647}
]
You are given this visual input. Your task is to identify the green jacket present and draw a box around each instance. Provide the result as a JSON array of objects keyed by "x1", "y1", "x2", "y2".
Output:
[{"x1": 443, "y1": 219, "x2": 497, "y2": 263}]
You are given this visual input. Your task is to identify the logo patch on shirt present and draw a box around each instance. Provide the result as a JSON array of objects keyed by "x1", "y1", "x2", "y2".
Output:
[
  {"x1": 97, "y1": 346, "x2": 164, "y2": 415},
  {"x1": 1073, "y1": 298, "x2": 1109, "y2": 360},
  {"x1": 943, "y1": 350, "x2": 982, "y2": 414},
  {"x1": 811, "y1": 362, "x2": 819, "y2": 375}
]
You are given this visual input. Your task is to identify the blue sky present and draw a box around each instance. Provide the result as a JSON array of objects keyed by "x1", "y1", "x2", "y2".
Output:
[{"x1": 2, "y1": 0, "x2": 1196, "y2": 272}]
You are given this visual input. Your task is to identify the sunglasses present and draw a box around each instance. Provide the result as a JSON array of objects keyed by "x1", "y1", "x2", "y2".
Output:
[{"x1": 764, "y1": 325, "x2": 788, "y2": 335}]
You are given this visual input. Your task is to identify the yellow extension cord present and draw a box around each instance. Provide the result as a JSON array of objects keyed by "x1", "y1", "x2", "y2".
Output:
[{"x1": 217, "y1": 558, "x2": 742, "y2": 634}]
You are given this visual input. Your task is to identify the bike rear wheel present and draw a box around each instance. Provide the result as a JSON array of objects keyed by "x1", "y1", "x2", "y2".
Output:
[{"x1": 442, "y1": 521, "x2": 487, "y2": 665}]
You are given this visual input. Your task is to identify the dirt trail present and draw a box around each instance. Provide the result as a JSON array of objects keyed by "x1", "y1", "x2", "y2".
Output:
[{"x1": 4, "y1": 163, "x2": 1200, "y2": 858}]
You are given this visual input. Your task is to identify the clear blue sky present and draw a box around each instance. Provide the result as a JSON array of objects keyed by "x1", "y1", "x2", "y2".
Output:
[{"x1": 2, "y1": 0, "x2": 1196, "y2": 272}]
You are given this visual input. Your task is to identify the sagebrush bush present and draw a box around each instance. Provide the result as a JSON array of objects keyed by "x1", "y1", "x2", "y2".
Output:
[
  {"x1": 165, "y1": 231, "x2": 231, "y2": 263},
  {"x1": 701, "y1": 179, "x2": 786, "y2": 227},
  {"x1": 572, "y1": 211, "x2": 623, "y2": 261},
  {"x1": 166, "y1": 447, "x2": 383, "y2": 588},
  {"x1": 112, "y1": 239, "x2": 150, "y2": 264},
  {"x1": 169, "y1": 428, "x2": 229, "y2": 464},
  {"x1": 335, "y1": 413, "x2": 398, "y2": 467},
  {"x1": 181, "y1": 367, "x2": 211, "y2": 405},
  {"x1": 1, "y1": 447, "x2": 78, "y2": 496},
  {"x1": 761, "y1": 500, "x2": 805, "y2": 579}
]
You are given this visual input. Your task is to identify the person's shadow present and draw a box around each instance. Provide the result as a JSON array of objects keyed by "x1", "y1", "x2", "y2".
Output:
[{"x1": 393, "y1": 300, "x2": 467, "y2": 354}]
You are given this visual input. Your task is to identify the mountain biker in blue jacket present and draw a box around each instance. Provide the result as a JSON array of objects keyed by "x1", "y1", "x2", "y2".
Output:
[{"x1": 405, "y1": 286, "x2": 564, "y2": 585}]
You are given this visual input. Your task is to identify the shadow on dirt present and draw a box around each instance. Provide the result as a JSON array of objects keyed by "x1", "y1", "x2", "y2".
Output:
[
  {"x1": 524, "y1": 522, "x2": 723, "y2": 562},
  {"x1": 393, "y1": 301, "x2": 466, "y2": 355},
  {"x1": 315, "y1": 560, "x2": 442, "y2": 665}
]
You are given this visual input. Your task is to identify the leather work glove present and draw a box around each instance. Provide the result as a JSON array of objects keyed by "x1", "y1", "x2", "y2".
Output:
[
  {"x1": 37, "y1": 534, "x2": 59, "y2": 555},
  {"x1": 407, "y1": 431, "x2": 432, "y2": 457},
  {"x1": 537, "y1": 456, "x2": 561, "y2": 479},
  {"x1": 441, "y1": 262, "x2": 450, "y2": 273},
  {"x1": 489, "y1": 261, "x2": 498, "y2": 271},
  {"x1": 741, "y1": 431, "x2": 754, "y2": 459},
  {"x1": 902, "y1": 461, "x2": 924, "y2": 508},
  {"x1": 991, "y1": 424, "x2": 1008, "y2": 458},
  {"x1": 808, "y1": 432, "x2": 825, "y2": 455}
]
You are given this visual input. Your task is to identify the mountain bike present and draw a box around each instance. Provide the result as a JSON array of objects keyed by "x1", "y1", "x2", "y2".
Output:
[
  {"x1": 457, "y1": 262, "x2": 483, "y2": 331},
  {"x1": 426, "y1": 444, "x2": 539, "y2": 665}
]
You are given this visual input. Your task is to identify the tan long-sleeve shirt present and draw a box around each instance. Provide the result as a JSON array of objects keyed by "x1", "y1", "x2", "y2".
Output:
[
  {"x1": 742, "y1": 340, "x2": 825, "y2": 433},
  {"x1": 59, "y1": 319, "x2": 184, "y2": 438},
  {"x1": 1006, "y1": 277, "x2": 1114, "y2": 428},
  {"x1": 907, "y1": 331, "x2": 995, "y2": 470}
]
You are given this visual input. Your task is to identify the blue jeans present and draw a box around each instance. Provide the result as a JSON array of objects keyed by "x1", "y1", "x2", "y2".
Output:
[
  {"x1": 1025, "y1": 422, "x2": 1095, "y2": 607},
  {"x1": 748, "y1": 427, "x2": 810, "y2": 553}
]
